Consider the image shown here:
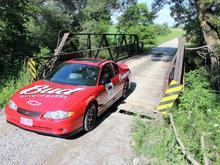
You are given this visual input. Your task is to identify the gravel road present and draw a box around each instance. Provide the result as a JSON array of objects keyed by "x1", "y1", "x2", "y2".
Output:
[
  {"x1": 0, "y1": 38, "x2": 178, "y2": 165},
  {"x1": 0, "y1": 109, "x2": 132, "y2": 165}
]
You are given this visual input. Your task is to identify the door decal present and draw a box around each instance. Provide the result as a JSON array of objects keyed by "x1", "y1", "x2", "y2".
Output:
[{"x1": 105, "y1": 82, "x2": 114, "y2": 100}]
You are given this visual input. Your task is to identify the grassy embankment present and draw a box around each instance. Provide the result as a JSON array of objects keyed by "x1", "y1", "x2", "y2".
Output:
[
  {"x1": 0, "y1": 67, "x2": 32, "y2": 109},
  {"x1": 131, "y1": 68, "x2": 220, "y2": 164},
  {"x1": 144, "y1": 28, "x2": 185, "y2": 52},
  {"x1": 156, "y1": 28, "x2": 185, "y2": 45}
]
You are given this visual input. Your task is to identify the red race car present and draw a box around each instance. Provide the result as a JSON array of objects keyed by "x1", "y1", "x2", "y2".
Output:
[{"x1": 5, "y1": 58, "x2": 131, "y2": 136}]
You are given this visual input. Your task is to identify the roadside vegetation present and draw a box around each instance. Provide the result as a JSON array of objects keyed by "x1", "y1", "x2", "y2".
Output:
[
  {"x1": 172, "y1": 68, "x2": 220, "y2": 164},
  {"x1": 156, "y1": 28, "x2": 185, "y2": 45},
  {"x1": 144, "y1": 28, "x2": 185, "y2": 52},
  {"x1": 0, "y1": 67, "x2": 32, "y2": 108},
  {"x1": 132, "y1": 68, "x2": 220, "y2": 164},
  {"x1": 131, "y1": 117, "x2": 186, "y2": 164},
  {"x1": 131, "y1": 1, "x2": 220, "y2": 164}
]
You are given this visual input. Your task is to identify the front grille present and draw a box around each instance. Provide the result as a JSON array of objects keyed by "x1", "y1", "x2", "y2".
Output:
[{"x1": 17, "y1": 108, "x2": 41, "y2": 117}]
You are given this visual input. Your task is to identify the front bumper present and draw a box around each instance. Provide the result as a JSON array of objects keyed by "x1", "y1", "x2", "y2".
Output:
[{"x1": 5, "y1": 106, "x2": 82, "y2": 136}]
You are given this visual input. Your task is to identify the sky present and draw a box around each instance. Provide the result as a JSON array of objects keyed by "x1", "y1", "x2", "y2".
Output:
[
  {"x1": 139, "y1": 0, "x2": 175, "y2": 26},
  {"x1": 112, "y1": 0, "x2": 175, "y2": 26}
]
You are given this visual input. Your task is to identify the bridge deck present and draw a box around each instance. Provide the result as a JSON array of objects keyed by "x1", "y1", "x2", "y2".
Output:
[{"x1": 118, "y1": 38, "x2": 178, "y2": 117}]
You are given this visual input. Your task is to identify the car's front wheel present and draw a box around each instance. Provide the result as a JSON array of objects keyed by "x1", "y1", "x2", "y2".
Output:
[{"x1": 84, "y1": 103, "x2": 97, "y2": 132}]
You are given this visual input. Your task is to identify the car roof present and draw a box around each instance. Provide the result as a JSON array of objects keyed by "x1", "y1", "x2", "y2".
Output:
[{"x1": 65, "y1": 58, "x2": 113, "y2": 67}]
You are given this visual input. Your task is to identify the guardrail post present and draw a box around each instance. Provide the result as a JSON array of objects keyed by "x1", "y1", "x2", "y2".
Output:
[
  {"x1": 174, "y1": 37, "x2": 185, "y2": 84},
  {"x1": 27, "y1": 58, "x2": 37, "y2": 80},
  {"x1": 157, "y1": 37, "x2": 185, "y2": 115}
]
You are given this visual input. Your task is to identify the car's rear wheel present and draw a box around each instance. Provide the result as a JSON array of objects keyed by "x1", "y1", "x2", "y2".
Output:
[
  {"x1": 122, "y1": 80, "x2": 129, "y2": 99},
  {"x1": 84, "y1": 103, "x2": 97, "y2": 132}
]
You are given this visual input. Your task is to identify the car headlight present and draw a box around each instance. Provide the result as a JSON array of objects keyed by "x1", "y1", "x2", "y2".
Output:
[
  {"x1": 43, "y1": 110, "x2": 74, "y2": 119},
  {"x1": 9, "y1": 100, "x2": 17, "y2": 110}
]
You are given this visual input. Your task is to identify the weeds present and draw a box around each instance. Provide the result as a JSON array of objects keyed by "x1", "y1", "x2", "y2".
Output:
[
  {"x1": 0, "y1": 66, "x2": 32, "y2": 108},
  {"x1": 131, "y1": 67, "x2": 220, "y2": 164},
  {"x1": 172, "y1": 67, "x2": 220, "y2": 164},
  {"x1": 131, "y1": 116, "x2": 185, "y2": 164}
]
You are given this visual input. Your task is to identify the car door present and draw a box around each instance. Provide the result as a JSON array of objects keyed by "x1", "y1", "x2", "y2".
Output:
[
  {"x1": 111, "y1": 62, "x2": 124, "y2": 99},
  {"x1": 96, "y1": 63, "x2": 115, "y2": 114},
  {"x1": 101, "y1": 63, "x2": 115, "y2": 101}
]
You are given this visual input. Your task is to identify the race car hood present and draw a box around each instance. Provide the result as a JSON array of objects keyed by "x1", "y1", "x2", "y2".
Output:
[{"x1": 10, "y1": 80, "x2": 96, "y2": 112}]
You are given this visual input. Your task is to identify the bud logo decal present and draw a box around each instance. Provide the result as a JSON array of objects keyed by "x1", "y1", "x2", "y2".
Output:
[{"x1": 20, "y1": 85, "x2": 83, "y2": 95}]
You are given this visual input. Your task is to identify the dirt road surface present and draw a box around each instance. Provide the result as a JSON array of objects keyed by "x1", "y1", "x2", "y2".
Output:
[{"x1": 0, "y1": 38, "x2": 178, "y2": 165}]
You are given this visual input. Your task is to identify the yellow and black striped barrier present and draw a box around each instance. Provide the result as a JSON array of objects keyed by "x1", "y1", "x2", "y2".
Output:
[
  {"x1": 27, "y1": 58, "x2": 37, "y2": 80},
  {"x1": 157, "y1": 80, "x2": 183, "y2": 115}
]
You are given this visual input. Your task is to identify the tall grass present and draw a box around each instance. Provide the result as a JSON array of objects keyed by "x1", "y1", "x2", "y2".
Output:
[
  {"x1": 0, "y1": 66, "x2": 32, "y2": 108},
  {"x1": 131, "y1": 67, "x2": 220, "y2": 164},
  {"x1": 156, "y1": 28, "x2": 185, "y2": 45},
  {"x1": 172, "y1": 67, "x2": 220, "y2": 164},
  {"x1": 131, "y1": 117, "x2": 185, "y2": 164}
]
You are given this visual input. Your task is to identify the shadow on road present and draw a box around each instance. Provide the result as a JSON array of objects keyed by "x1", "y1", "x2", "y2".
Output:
[
  {"x1": 149, "y1": 47, "x2": 176, "y2": 62},
  {"x1": 68, "y1": 82, "x2": 137, "y2": 140}
]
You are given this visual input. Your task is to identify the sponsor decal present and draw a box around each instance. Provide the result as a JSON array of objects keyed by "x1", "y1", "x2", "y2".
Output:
[
  {"x1": 20, "y1": 85, "x2": 83, "y2": 95},
  {"x1": 105, "y1": 82, "x2": 114, "y2": 100},
  {"x1": 26, "y1": 100, "x2": 42, "y2": 106},
  {"x1": 119, "y1": 71, "x2": 129, "y2": 81},
  {"x1": 20, "y1": 94, "x2": 68, "y2": 99}
]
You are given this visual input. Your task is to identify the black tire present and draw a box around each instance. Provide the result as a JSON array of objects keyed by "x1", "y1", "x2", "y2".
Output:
[
  {"x1": 122, "y1": 80, "x2": 129, "y2": 99},
  {"x1": 83, "y1": 103, "x2": 97, "y2": 132}
]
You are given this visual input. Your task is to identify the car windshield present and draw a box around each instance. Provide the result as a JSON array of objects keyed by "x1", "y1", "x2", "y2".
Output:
[{"x1": 45, "y1": 63, "x2": 99, "y2": 86}]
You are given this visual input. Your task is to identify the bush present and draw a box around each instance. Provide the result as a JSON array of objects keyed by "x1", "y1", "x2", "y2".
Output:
[
  {"x1": 124, "y1": 24, "x2": 171, "y2": 46},
  {"x1": 131, "y1": 116, "x2": 185, "y2": 164},
  {"x1": 33, "y1": 47, "x2": 51, "y2": 78},
  {"x1": 172, "y1": 67, "x2": 220, "y2": 164},
  {"x1": 150, "y1": 24, "x2": 171, "y2": 37},
  {"x1": 0, "y1": 66, "x2": 32, "y2": 108}
]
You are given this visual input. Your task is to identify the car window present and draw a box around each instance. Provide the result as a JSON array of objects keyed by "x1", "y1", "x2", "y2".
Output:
[
  {"x1": 112, "y1": 63, "x2": 119, "y2": 75},
  {"x1": 45, "y1": 63, "x2": 99, "y2": 86},
  {"x1": 100, "y1": 63, "x2": 114, "y2": 82}
]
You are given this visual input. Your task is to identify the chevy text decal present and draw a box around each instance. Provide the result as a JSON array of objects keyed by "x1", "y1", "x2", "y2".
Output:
[{"x1": 20, "y1": 85, "x2": 83, "y2": 95}]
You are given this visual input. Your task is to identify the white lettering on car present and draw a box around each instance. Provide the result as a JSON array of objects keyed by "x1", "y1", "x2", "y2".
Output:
[{"x1": 20, "y1": 85, "x2": 83, "y2": 95}]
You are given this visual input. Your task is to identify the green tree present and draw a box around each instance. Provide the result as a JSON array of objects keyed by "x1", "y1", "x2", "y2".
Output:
[
  {"x1": 63, "y1": 0, "x2": 137, "y2": 50},
  {"x1": 116, "y1": 3, "x2": 170, "y2": 45},
  {"x1": 0, "y1": 0, "x2": 32, "y2": 77},
  {"x1": 27, "y1": 0, "x2": 82, "y2": 51},
  {"x1": 152, "y1": 0, "x2": 220, "y2": 52},
  {"x1": 0, "y1": 0, "x2": 137, "y2": 79},
  {"x1": 117, "y1": 3, "x2": 154, "y2": 33}
]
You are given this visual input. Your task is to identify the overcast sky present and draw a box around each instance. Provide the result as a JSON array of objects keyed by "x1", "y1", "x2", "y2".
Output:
[{"x1": 112, "y1": 0, "x2": 175, "y2": 26}]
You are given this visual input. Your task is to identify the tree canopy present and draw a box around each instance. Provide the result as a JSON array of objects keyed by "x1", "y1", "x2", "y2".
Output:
[
  {"x1": 0, "y1": 0, "x2": 135, "y2": 78},
  {"x1": 116, "y1": 3, "x2": 170, "y2": 45},
  {"x1": 152, "y1": 0, "x2": 220, "y2": 52},
  {"x1": 117, "y1": 3, "x2": 154, "y2": 31}
]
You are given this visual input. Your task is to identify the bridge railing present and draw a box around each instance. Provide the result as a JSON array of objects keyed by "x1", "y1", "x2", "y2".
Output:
[
  {"x1": 30, "y1": 31, "x2": 143, "y2": 79},
  {"x1": 163, "y1": 37, "x2": 185, "y2": 92}
]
